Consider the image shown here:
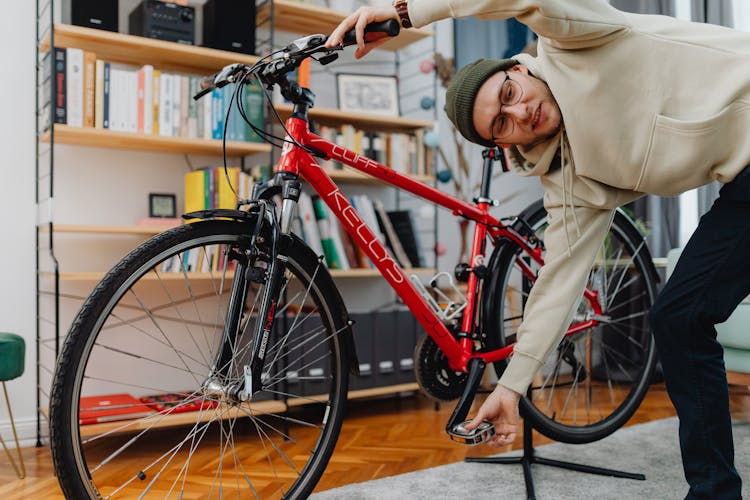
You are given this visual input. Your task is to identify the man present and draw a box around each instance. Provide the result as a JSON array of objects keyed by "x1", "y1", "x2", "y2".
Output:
[{"x1": 328, "y1": 1, "x2": 750, "y2": 498}]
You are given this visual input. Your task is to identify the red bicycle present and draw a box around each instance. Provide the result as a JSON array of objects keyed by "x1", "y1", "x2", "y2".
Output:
[{"x1": 49, "y1": 22, "x2": 659, "y2": 499}]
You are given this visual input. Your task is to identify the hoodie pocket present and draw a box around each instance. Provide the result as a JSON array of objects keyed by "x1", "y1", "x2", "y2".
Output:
[{"x1": 636, "y1": 104, "x2": 750, "y2": 195}]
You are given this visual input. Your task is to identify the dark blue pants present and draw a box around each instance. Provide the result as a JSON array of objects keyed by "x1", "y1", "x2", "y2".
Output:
[{"x1": 649, "y1": 168, "x2": 750, "y2": 499}]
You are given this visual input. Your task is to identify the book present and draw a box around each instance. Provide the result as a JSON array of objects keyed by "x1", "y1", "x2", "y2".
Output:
[
  {"x1": 53, "y1": 47, "x2": 66, "y2": 124},
  {"x1": 152, "y1": 69, "x2": 160, "y2": 135},
  {"x1": 328, "y1": 214, "x2": 351, "y2": 270},
  {"x1": 66, "y1": 47, "x2": 84, "y2": 127},
  {"x1": 79, "y1": 393, "x2": 155, "y2": 425},
  {"x1": 373, "y1": 198, "x2": 411, "y2": 269},
  {"x1": 82, "y1": 50, "x2": 96, "y2": 128},
  {"x1": 94, "y1": 59, "x2": 104, "y2": 128},
  {"x1": 139, "y1": 393, "x2": 218, "y2": 415},
  {"x1": 215, "y1": 166, "x2": 240, "y2": 209},
  {"x1": 159, "y1": 72, "x2": 172, "y2": 136},
  {"x1": 386, "y1": 210, "x2": 424, "y2": 268},
  {"x1": 296, "y1": 192, "x2": 324, "y2": 257},
  {"x1": 184, "y1": 169, "x2": 207, "y2": 214},
  {"x1": 312, "y1": 195, "x2": 344, "y2": 269},
  {"x1": 102, "y1": 62, "x2": 111, "y2": 129}
]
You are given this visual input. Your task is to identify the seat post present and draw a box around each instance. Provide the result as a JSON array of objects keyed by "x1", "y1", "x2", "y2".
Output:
[{"x1": 1, "y1": 381, "x2": 25, "y2": 479}]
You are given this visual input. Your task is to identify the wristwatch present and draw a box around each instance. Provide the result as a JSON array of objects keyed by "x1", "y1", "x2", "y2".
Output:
[{"x1": 392, "y1": 0, "x2": 413, "y2": 29}]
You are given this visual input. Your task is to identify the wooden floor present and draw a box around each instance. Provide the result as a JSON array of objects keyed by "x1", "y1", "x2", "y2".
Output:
[{"x1": 2, "y1": 383, "x2": 749, "y2": 498}]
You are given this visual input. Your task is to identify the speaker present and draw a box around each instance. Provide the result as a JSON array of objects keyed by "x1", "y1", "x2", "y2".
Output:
[
  {"x1": 129, "y1": 0, "x2": 196, "y2": 45},
  {"x1": 202, "y1": 0, "x2": 256, "y2": 55},
  {"x1": 70, "y1": 0, "x2": 118, "y2": 32}
]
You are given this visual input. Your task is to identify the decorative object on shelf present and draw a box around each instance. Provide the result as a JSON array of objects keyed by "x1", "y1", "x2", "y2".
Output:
[
  {"x1": 149, "y1": 193, "x2": 177, "y2": 218},
  {"x1": 420, "y1": 96, "x2": 435, "y2": 110},
  {"x1": 337, "y1": 73, "x2": 399, "y2": 117},
  {"x1": 434, "y1": 241, "x2": 448, "y2": 257},
  {"x1": 419, "y1": 58, "x2": 436, "y2": 74},
  {"x1": 436, "y1": 169, "x2": 452, "y2": 183}
]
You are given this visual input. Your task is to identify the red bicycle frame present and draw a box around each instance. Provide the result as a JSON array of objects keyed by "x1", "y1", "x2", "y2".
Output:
[{"x1": 275, "y1": 116, "x2": 603, "y2": 373}]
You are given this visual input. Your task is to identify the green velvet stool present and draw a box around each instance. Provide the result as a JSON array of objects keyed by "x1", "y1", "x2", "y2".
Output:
[{"x1": 0, "y1": 332, "x2": 26, "y2": 479}]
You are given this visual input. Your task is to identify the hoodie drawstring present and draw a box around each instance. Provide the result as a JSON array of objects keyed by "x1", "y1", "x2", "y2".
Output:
[{"x1": 560, "y1": 131, "x2": 582, "y2": 257}]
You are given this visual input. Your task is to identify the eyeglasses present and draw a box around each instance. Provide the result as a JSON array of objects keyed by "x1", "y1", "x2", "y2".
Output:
[{"x1": 490, "y1": 73, "x2": 523, "y2": 142}]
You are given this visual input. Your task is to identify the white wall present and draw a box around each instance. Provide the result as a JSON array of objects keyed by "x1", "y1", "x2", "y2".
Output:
[{"x1": 0, "y1": 1, "x2": 37, "y2": 446}]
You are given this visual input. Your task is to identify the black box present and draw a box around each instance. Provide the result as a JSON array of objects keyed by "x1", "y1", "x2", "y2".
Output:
[
  {"x1": 373, "y1": 311, "x2": 399, "y2": 388},
  {"x1": 129, "y1": 0, "x2": 195, "y2": 45},
  {"x1": 349, "y1": 313, "x2": 375, "y2": 391},
  {"x1": 71, "y1": 0, "x2": 118, "y2": 32},
  {"x1": 301, "y1": 314, "x2": 329, "y2": 397},
  {"x1": 202, "y1": 0, "x2": 256, "y2": 55},
  {"x1": 395, "y1": 310, "x2": 420, "y2": 384}
]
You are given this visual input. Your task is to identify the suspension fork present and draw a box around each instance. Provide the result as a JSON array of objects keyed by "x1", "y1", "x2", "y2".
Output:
[
  {"x1": 207, "y1": 204, "x2": 265, "y2": 385},
  {"x1": 242, "y1": 178, "x2": 302, "y2": 398}
]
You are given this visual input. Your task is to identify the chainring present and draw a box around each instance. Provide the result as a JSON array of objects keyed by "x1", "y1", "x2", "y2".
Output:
[{"x1": 414, "y1": 333, "x2": 468, "y2": 402}]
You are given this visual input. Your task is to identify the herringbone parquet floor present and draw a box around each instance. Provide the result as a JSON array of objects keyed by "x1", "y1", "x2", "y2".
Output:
[{"x1": 1, "y1": 383, "x2": 748, "y2": 498}]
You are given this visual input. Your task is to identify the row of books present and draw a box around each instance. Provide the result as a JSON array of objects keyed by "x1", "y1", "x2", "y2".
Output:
[
  {"x1": 183, "y1": 165, "x2": 266, "y2": 215},
  {"x1": 316, "y1": 124, "x2": 431, "y2": 177},
  {"x1": 41, "y1": 47, "x2": 265, "y2": 142},
  {"x1": 294, "y1": 191, "x2": 424, "y2": 271}
]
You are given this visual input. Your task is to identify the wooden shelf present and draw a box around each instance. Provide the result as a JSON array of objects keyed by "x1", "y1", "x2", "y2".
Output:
[
  {"x1": 321, "y1": 167, "x2": 434, "y2": 184},
  {"x1": 41, "y1": 125, "x2": 271, "y2": 157},
  {"x1": 42, "y1": 267, "x2": 435, "y2": 282},
  {"x1": 42, "y1": 382, "x2": 421, "y2": 438},
  {"x1": 258, "y1": 0, "x2": 432, "y2": 52},
  {"x1": 274, "y1": 103, "x2": 433, "y2": 132},
  {"x1": 39, "y1": 224, "x2": 180, "y2": 235},
  {"x1": 42, "y1": 24, "x2": 259, "y2": 74}
]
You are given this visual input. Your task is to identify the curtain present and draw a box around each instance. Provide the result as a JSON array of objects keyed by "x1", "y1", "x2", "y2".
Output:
[
  {"x1": 610, "y1": 0, "x2": 677, "y2": 257},
  {"x1": 610, "y1": 0, "x2": 673, "y2": 16},
  {"x1": 691, "y1": 1, "x2": 734, "y2": 215}
]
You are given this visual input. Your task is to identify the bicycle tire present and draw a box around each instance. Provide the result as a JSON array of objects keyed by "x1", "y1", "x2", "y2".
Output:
[
  {"x1": 49, "y1": 219, "x2": 351, "y2": 499},
  {"x1": 483, "y1": 201, "x2": 659, "y2": 444}
]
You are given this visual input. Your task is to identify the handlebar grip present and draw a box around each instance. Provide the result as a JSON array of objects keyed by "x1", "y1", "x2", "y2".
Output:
[
  {"x1": 342, "y1": 19, "x2": 400, "y2": 46},
  {"x1": 194, "y1": 72, "x2": 218, "y2": 100}
]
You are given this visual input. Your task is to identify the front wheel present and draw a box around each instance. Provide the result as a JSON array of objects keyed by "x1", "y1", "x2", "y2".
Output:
[
  {"x1": 49, "y1": 220, "x2": 351, "y2": 499},
  {"x1": 484, "y1": 203, "x2": 659, "y2": 444}
]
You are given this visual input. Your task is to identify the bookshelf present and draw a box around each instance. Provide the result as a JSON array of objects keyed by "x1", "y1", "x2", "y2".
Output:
[
  {"x1": 46, "y1": 382, "x2": 420, "y2": 439},
  {"x1": 35, "y1": 0, "x2": 438, "y2": 444}
]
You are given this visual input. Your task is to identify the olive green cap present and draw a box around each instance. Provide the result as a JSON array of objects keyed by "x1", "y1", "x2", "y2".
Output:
[{"x1": 444, "y1": 58, "x2": 518, "y2": 147}]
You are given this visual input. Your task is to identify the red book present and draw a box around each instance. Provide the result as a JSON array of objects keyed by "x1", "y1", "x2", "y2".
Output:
[
  {"x1": 139, "y1": 393, "x2": 218, "y2": 414},
  {"x1": 79, "y1": 393, "x2": 155, "y2": 425}
]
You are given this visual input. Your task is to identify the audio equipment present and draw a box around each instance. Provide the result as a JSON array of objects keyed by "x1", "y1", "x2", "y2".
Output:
[
  {"x1": 202, "y1": 0, "x2": 256, "y2": 55},
  {"x1": 69, "y1": 0, "x2": 118, "y2": 32},
  {"x1": 129, "y1": 0, "x2": 195, "y2": 45}
]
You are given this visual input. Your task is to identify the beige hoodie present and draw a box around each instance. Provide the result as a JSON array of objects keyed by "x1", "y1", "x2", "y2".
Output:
[{"x1": 408, "y1": 0, "x2": 750, "y2": 394}]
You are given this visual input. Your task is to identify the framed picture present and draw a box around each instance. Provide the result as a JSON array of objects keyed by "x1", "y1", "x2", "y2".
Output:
[
  {"x1": 336, "y1": 73, "x2": 399, "y2": 116},
  {"x1": 149, "y1": 193, "x2": 177, "y2": 218}
]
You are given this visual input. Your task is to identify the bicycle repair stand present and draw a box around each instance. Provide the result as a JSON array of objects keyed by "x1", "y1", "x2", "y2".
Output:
[{"x1": 464, "y1": 386, "x2": 646, "y2": 500}]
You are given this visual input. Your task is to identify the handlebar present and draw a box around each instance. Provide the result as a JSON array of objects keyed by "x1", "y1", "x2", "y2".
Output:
[{"x1": 193, "y1": 20, "x2": 400, "y2": 101}]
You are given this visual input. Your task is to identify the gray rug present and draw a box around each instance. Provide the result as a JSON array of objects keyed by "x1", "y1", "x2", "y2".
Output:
[{"x1": 312, "y1": 418, "x2": 750, "y2": 499}]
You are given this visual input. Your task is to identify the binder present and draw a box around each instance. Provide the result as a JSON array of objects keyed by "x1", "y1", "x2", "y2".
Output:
[
  {"x1": 373, "y1": 311, "x2": 399, "y2": 387},
  {"x1": 349, "y1": 313, "x2": 375, "y2": 391}
]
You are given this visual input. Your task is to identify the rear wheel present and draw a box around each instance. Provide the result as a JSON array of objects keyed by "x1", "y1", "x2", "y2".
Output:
[
  {"x1": 50, "y1": 220, "x2": 351, "y2": 499},
  {"x1": 484, "y1": 203, "x2": 658, "y2": 444}
]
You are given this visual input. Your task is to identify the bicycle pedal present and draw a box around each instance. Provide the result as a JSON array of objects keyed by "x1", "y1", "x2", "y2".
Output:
[{"x1": 447, "y1": 420, "x2": 495, "y2": 446}]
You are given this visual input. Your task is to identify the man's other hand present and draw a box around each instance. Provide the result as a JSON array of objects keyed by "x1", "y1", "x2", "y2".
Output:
[
  {"x1": 326, "y1": 5, "x2": 400, "y2": 59},
  {"x1": 465, "y1": 384, "x2": 521, "y2": 447}
]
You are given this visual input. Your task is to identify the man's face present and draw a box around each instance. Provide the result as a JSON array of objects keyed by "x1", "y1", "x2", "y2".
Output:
[{"x1": 472, "y1": 65, "x2": 562, "y2": 148}]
